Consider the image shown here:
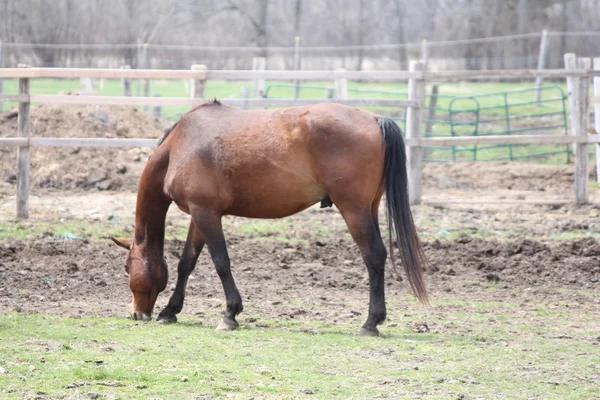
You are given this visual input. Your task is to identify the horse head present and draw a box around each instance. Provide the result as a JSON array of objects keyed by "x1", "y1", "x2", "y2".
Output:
[{"x1": 111, "y1": 237, "x2": 168, "y2": 321}]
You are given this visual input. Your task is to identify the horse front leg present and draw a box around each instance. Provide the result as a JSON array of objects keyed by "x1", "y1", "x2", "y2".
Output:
[
  {"x1": 190, "y1": 207, "x2": 243, "y2": 330},
  {"x1": 157, "y1": 221, "x2": 205, "y2": 323}
]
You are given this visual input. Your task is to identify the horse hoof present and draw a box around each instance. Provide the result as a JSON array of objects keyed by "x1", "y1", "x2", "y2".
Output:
[
  {"x1": 156, "y1": 313, "x2": 177, "y2": 324},
  {"x1": 216, "y1": 319, "x2": 238, "y2": 331},
  {"x1": 358, "y1": 327, "x2": 380, "y2": 337}
]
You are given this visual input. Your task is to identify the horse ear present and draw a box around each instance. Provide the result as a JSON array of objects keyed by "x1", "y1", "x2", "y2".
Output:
[{"x1": 111, "y1": 237, "x2": 132, "y2": 250}]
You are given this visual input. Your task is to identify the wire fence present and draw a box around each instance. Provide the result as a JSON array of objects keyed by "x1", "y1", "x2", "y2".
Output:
[{"x1": 2, "y1": 31, "x2": 600, "y2": 70}]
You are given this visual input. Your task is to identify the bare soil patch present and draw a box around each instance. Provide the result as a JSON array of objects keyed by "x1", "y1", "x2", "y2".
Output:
[{"x1": 0, "y1": 231, "x2": 597, "y2": 322}]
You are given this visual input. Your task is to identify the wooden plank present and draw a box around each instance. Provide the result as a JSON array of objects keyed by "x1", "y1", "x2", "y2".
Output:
[
  {"x1": 0, "y1": 93, "x2": 29, "y2": 102},
  {"x1": 565, "y1": 53, "x2": 577, "y2": 131},
  {"x1": 293, "y1": 37, "x2": 301, "y2": 99},
  {"x1": 17, "y1": 76, "x2": 30, "y2": 219},
  {"x1": 0, "y1": 67, "x2": 594, "y2": 81},
  {"x1": 252, "y1": 57, "x2": 267, "y2": 97},
  {"x1": 207, "y1": 70, "x2": 422, "y2": 81},
  {"x1": 535, "y1": 30, "x2": 549, "y2": 105},
  {"x1": 0, "y1": 138, "x2": 156, "y2": 148},
  {"x1": 28, "y1": 95, "x2": 419, "y2": 108},
  {"x1": 421, "y1": 39, "x2": 429, "y2": 68},
  {"x1": 1, "y1": 134, "x2": 599, "y2": 149},
  {"x1": 410, "y1": 134, "x2": 600, "y2": 147},
  {"x1": 29, "y1": 95, "x2": 206, "y2": 107},
  {"x1": 0, "y1": 137, "x2": 28, "y2": 147},
  {"x1": 120, "y1": 65, "x2": 131, "y2": 96},
  {"x1": 335, "y1": 68, "x2": 348, "y2": 100},
  {"x1": 422, "y1": 199, "x2": 585, "y2": 206},
  {"x1": 225, "y1": 98, "x2": 419, "y2": 108},
  {"x1": 0, "y1": 39, "x2": 3, "y2": 112},
  {"x1": 406, "y1": 61, "x2": 426, "y2": 205},
  {"x1": 574, "y1": 57, "x2": 590, "y2": 204},
  {"x1": 32, "y1": 138, "x2": 157, "y2": 148},
  {"x1": 594, "y1": 58, "x2": 600, "y2": 183},
  {"x1": 0, "y1": 68, "x2": 208, "y2": 80},
  {"x1": 424, "y1": 85, "x2": 438, "y2": 137},
  {"x1": 190, "y1": 64, "x2": 206, "y2": 99},
  {"x1": 423, "y1": 69, "x2": 589, "y2": 81}
]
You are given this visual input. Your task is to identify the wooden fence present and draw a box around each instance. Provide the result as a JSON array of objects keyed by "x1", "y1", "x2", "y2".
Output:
[{"x1": 1, "y1": 55, "x2": 600, "y2": 218}]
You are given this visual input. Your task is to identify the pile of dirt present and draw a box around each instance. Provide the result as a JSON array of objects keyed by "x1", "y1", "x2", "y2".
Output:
[
  {"x1": 0, "y1": 103, "x2": 169, "y2": 192},
  {"x1": 424, "y1": 236, "x2": 600, "y2": 287}
]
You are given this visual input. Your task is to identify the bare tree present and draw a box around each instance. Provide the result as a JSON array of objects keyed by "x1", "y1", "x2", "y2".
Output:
[{"x1": 1, "y1": 0, "x2": 599, "y2": 70}]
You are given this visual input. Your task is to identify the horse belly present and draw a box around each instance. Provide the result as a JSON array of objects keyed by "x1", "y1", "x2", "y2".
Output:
[{"x1": 226, "y1": 165, "x2": 326, "y2": 219}]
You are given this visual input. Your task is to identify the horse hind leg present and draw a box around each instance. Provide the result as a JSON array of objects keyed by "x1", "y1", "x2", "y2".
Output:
[
  {"x1": 337, "y1": 203, "x2": 388, "y2": 336},
  {"x1": 157, "y1": 220, "x2": 205, "y2": 324},
  {"x1": 189, "y1": 207, "x2": 243, "y2": 330}
]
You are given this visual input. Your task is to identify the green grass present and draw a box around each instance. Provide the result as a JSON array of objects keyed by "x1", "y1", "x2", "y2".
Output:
[{"x1": 0, "y1": 294, "x2": 597, "y2": 399}]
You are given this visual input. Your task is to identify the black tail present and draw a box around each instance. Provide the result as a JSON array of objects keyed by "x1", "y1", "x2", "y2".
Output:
[{"x1": 377, "y1": 116, "x2": 428, "y2": 304}]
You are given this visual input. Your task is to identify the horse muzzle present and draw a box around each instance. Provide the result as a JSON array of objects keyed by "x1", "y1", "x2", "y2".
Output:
[
  {"x1": 129, "y1": 291, "x2": 158, "y2": 322},
  {"x1": 131, "y1": 310, "x2": 153, "y2": 321}
]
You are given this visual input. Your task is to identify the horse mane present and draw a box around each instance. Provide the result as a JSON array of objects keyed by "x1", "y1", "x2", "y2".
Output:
[
  {"x1": 156, "y1": 121, "x2": 179, "y2": 148},
  {"x1": 189, "y1": 98, "x2": 221, "y2": 113},
  {"x1": 156, "y1": 99, "x2": 221, "y2": 148}
]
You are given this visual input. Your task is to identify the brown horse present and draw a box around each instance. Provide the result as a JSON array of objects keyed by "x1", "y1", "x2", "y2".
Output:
[{"x1": 112, "y1": 100, "x2": 427, "y2": 336}]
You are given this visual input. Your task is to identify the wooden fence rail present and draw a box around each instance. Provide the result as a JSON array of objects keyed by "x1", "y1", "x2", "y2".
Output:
[
  {"x1": 0, "y1": 61, "x2": 596, "y2": 218},
  {"x1": 19, "y1": 96, "x2": 419, "y2": 108},
  {"x1": 0, "y1": 67, "x2": 598, "y2": 81},
  {"x1": 2, "y1": 134, "x2": 599, "y2": 149}
]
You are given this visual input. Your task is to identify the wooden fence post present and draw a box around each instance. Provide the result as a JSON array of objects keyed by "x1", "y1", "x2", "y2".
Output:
[
  {"x1": 406, "y1": 60, "x2": 426, "y2": 205},
  {"x1": 142, "y1": 44, "x2": 150, "y2": 111},
  {"x1": 17, "y1": 65, "x2": 31, "y2": 219},
  {"x1": 240, "y1": 86, "x2": 249, "y2": 110},
  {"x1": 293, "y1": 36, "x2": 301, "y2": 99},
  {"x1": 120, "y1": 65, "x2": 131, "y2": 96},
  {"x1": 0, "y1": 39, "x2": 3, "y2": 112},
  {"x1": 335, "y1": 68, "x2": 348, "y2": 100},
  {"x1": 252, "y1": 57, "x2": 266, "y2": 98},
  {"x1": 565, "y1": 55, "x2": 590, "y2": 204},
  {"x1": 190, "y1": 64, "x2": 207, "y2": 99},
  {"x1": 135, "y1": 39, "x2": 143, "y2": 97},
  {"x1": 424, "y1": 85, "x2": 438, "y2": 160},
  {"x1": 152, "y1": 94, "x2": 161, "y2": 118},
  {"x1": 565, "y1": 53, "x2": 577, "y2": 155},
  {"x1": 576, "y1": 57, "x2": 591, "y2": 203},
  {"x1": 535, "y1": 30, "x2": 549, "y2": 105},
  {"x1": 593, "y1": 57, "x2": 600, "y2": 182},
  {"x1": 421, "y1": 39, "x2": 429, "y2": 69},
  {"x1": 421, "y1": 40, "x2": 438, "y2": 159}
]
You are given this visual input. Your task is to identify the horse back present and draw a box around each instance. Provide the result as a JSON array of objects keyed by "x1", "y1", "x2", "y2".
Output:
[{"x1": 162, "y1": 103, "x2": 383, "y2": 217}]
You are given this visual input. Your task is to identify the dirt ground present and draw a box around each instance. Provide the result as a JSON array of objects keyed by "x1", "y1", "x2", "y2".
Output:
[
  {"x1": 0, "y1": 104, "x2": 599, "y2": 330},
  {"x1": 0, "y1": 218, "x2": 599, "y2": 320}
]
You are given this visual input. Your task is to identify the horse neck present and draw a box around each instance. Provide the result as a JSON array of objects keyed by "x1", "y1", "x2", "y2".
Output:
[{"x1": 133, "y1": 149, "x2": 171, "y2": 255}]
